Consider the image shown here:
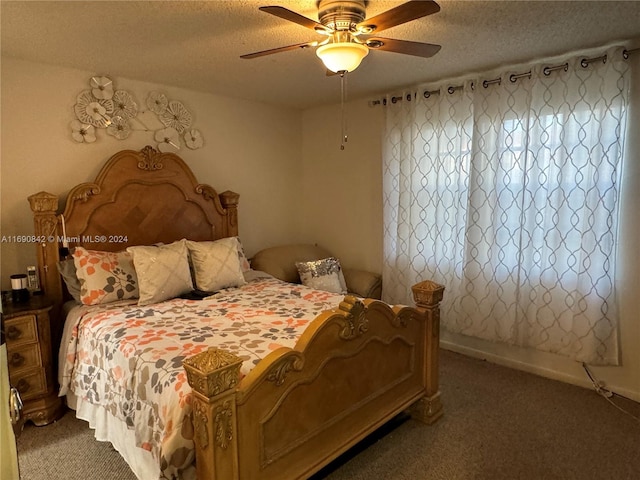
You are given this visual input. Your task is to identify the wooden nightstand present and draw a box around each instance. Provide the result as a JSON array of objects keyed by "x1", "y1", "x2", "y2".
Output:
[{"x1": 2, "y1": 296, "x2": 63, "y2": 426}]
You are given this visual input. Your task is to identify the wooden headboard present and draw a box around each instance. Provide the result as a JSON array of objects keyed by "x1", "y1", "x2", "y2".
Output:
[{"x1": 28, "y1": 146, "x2": 239, "y2": 311}]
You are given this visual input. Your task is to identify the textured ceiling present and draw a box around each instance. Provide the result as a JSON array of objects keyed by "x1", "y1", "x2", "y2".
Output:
[{"x1": 2, "y1": 1, "x2": 640, "y2": 110}]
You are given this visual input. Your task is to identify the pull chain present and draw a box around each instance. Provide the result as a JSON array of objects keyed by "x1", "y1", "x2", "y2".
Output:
[{"x1": 340, "y1": 71, "x2": 348, "y2": 150}]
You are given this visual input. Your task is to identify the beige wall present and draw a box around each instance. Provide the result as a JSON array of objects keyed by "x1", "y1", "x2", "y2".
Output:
[
  {"x1": 300, "y1": 101, "x2": 384, "y2": 274},
  {"x1": 0, "y1": 57, "x2": 303, "y2": 289},
  {"x1": 301, "y1": 58, "x2": 640, "y2": 401}
]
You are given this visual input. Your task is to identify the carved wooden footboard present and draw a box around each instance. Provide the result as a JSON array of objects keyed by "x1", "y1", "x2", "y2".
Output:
[{"x1": 184, "y1": 280, "x2": 444, "y2": 480}]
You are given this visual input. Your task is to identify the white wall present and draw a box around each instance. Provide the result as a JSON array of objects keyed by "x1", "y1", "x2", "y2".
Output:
[
  {"x1": 0, "y1": 57, "x2": 303, "y2": 290},
  {"x1": 300, "y1": 58, "x2": 640, "y2": 401}
]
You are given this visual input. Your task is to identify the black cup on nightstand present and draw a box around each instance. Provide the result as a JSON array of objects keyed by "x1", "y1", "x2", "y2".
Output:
[{"x1": 10, "y1": 274, "x2": 29, "y2": 304}]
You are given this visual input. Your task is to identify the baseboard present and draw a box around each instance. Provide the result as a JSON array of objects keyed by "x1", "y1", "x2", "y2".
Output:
[{"x1": 440, "y1": 340, "x2": 640, "y2": 403}]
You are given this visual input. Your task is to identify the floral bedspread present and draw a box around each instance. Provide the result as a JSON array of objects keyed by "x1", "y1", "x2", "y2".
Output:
[{"x1": 59, "y1": 274, "x2": 344, "y2": 479}]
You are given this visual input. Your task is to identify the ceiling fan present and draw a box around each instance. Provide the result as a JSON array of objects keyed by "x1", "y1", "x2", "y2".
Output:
[{"x1": 241, "y1": 0, "x2": 441, "y2": 73}]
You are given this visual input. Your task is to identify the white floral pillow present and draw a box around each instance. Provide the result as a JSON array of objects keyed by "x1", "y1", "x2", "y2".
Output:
[
  {"x1": 186, "y1": 238, "x2": 246, "y2": 292},
  {"x1": 72, "y1": 247, "x2": 138, "y2": 305},
  {"x1": 295, "y1": 257, "x2": 347, "y2": 294},
  {"x1": 127, "y1": 239, "x2": 193, "y2": 306}
]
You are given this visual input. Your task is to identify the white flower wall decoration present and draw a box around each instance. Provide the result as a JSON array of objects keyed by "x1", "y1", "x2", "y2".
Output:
[
  {"x1": 70, "y1": 120, "x2": 96, "y2": 143},
  {"x1": 184, "y1": 129, "x2": 204, "y2": 150},
  {"x1": 147, "y1": 93, "x2": 203, "y2": 150},
  {"x1": 70, "y1": 77, "x2": 204, "y2": 151},
  {"x1": 159, "y1": 101, "x2": 192, "y2": 133},
  {"x1": 146, "y1": 91, "x2": 168, "y2": 114},
  {"x1": 74, "y1": 90, "x2": 114, "y2": 128},
  {"x1": 112, "y1": 90, "x2": 138, "y2": 119},
  {"x1": 90, "y1": 76, "x2": 114, "y2": 99},
  {"x1": 107, "y1": 116, "x2": 132, "y2": 140},
  {"x1": 155, "y1": 127, "x2": 180, "y2": 153}
]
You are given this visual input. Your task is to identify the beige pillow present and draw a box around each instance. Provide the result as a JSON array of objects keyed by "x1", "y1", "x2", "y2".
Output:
[
  {"x1": 186, "y1": 238, "x2": 246, "y2": 292},
  {"x1": 127, "y1": 239, "x2": 193, "y2": 306},
  {"x1": 295, "y1": 257, "x2": 347, "y2": 294}
]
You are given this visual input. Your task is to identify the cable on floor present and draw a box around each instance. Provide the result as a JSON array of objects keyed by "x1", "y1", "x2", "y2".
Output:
[{"x1": 582, "y1": 362, "x2": 640, "y2": 424}]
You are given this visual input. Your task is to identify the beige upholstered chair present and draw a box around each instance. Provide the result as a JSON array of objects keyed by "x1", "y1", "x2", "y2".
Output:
[{"x1": 250, "y1": 244, "x2": 382, "y2": 300}]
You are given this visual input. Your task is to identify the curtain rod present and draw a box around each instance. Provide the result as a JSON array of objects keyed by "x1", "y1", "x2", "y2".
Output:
[{"x1": 369, "y1": 47, "x2": 640, "y2": 107}]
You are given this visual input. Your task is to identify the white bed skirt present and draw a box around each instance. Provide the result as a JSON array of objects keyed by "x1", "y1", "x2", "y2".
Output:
[{"x1": 66, "y1": 393, "x2": 196, "y2": 480}]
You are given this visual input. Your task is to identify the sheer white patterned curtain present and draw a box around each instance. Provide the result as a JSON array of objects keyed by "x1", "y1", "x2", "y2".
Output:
[{"x1": 382, "y1": 47, "x2": 629, "y2": 365}]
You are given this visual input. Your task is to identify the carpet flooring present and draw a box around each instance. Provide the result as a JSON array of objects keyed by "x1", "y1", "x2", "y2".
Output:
[{"x1": 16, "y1": 349, "x2": 640, "y2": 479}]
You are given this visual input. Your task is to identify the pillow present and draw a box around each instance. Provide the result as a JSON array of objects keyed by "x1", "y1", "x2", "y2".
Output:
[
  {"x1": 295, "y1": 257, "x2": 347, "y2": 294},
  {"x1": 127, "y1": 239, "x2": 193, "y2": 306},
  {"x1": 72, "y1": 247, "x2": 139, "y2": 305},
  {"x1": 235, "y1": 237, "x2": 251, "y2": 272},
  {"x1": 57, "y1": 258, "x2": 82, "y2": 303},
  {"x1": 186, "y1": 238, "x2": 246, "y2": 292}
]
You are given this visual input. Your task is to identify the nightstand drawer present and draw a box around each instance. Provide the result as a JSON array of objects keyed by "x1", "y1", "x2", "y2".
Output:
[
  {"x1": 4, "y1": 314, "x2": 38, "y2": 347},
  {"x1": 10, "y1": 368, "x2": 47, "y2": 401},
  {"x1": 3, "y1": 297, "x2": 62, "y2": 425},
  {"x1": 6, "y1": 343, "x2": 42, "y2": 371}
]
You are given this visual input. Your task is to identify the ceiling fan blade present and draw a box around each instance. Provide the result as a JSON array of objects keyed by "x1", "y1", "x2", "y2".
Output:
[
  {"x1": 259, "y1": 6, "x2": 330, "y2": 33},
  {"x1": 358, "y1": 0, "x2": 440, "y2": 33},
  {"x1": 240, "y1": 41, "x2": 319, "y2": 59},
  {"x1": 364, "y1": 37, "x2": 441, "y2": 58}
]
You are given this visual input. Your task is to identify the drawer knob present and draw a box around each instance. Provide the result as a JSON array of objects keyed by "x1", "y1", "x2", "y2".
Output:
[
  {"x1": 6, "y1": 325, "x2": 22, "y2": 341},
  {"x1": 9, "y1": 352, "x2": 25, "y2": 368},
  {"x1": 16, "y1": 378, "x2": 30, "y2": 394}
]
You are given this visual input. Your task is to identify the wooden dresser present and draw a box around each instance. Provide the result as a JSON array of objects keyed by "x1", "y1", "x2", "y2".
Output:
[{"x1": 3, "y1": 296, "x2": 63, "y2": 426}]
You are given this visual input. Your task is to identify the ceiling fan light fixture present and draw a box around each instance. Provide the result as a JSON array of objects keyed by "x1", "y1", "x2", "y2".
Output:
[{"x1": 316, "y1": 42, "x2": 369, "y2": 73}]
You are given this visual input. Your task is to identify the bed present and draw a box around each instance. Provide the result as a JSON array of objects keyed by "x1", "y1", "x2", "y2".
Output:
[{"x1": 28, "y1": 146, "x2": 445, "y2": 480}]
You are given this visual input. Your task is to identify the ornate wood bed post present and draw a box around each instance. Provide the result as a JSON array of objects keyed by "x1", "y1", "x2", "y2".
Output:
[
  {"x1": 219, "y1": 190, "x2": 240, "y2": 238},
  {"x1": 410, "y1": 280, "x2": 445, "y2": 424},
  {"x1": 27, "y1": 192, "x2": 63, "y2": 307},
  {"x1": 184, "y1": 348, "x2": 243, "y2": 480},
  {"x1": 28, "y1": 192, "x2": 65, "y2": 365}
]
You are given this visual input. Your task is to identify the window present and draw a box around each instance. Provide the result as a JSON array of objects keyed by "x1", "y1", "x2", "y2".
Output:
[{"x1": 383, "y1": 47, "x2": 628, "y2": 365}]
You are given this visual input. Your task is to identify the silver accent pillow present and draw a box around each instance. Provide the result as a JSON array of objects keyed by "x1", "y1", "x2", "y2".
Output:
[{"x1": 295, "y1": 257, "x2": 347, "y2": 294}]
